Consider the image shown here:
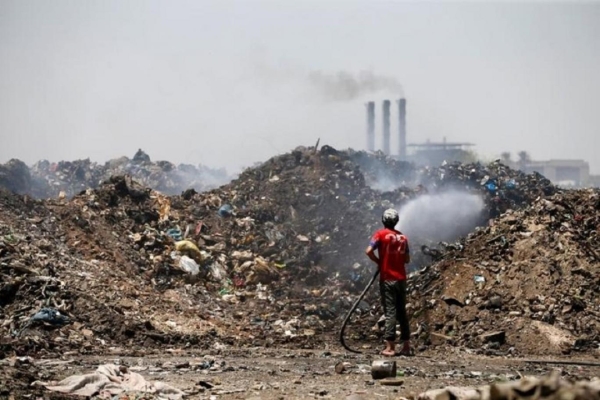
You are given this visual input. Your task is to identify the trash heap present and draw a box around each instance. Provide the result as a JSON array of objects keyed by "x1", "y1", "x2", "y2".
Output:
[
  {"x1": 414, "y1": 371, "x2": 600, "y2": 400},
  {"x1": 349, "y1": 150, "x2": 556, "y2": 218},
  {"x1": 0, "y1": 159, "x2": 31, "y2": 195},
  {"x1": 0, "y1": 147, "x2": 405, "y2": 358},
  {"x1": 0, "y1": 149, "x2": 231, "y2": 198},
  {"x1": 0, "y1": 144, "x2": 575, "y2": 359},
  {"x1": 0, "y1": 180, "x2": 240, "y2": 358},
  {"x1": 403, "y1": 188, "x2": 600, "y2": 355}
]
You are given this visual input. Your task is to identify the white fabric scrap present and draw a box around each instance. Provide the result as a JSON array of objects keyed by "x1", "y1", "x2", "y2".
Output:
[{"x1": 32, "y1": 364, "x2": 184, "y2": 399}]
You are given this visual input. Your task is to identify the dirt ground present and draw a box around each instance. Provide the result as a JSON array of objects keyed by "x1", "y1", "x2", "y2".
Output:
[{"x1": 6, "y1": 347, "x2": 600, "y2": 399}]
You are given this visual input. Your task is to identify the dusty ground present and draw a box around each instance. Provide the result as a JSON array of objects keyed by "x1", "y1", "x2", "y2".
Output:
[{"x1": 5, "y1": 347, "x2": 600, "y2": 399}]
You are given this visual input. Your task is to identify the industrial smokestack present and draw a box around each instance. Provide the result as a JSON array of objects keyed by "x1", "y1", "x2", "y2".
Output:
[
  {"x1": 366, "y1": 101, "x2": 375, "y2": 152},
  {"x1": 382, "y1": 100, "x2": 391, "y2": 155},
  {"x1": 398, "y1": 98, "x2": 407, "y2": 158}
]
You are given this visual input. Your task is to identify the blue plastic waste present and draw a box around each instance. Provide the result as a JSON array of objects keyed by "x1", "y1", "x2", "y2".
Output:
[
  {"x1": 31, "y1": 308, "x2": 70, "y2": 326},
  {"x1": 505, "y1": 179, "x2": 516, "y2": 189},
  {"x1": 485, "y1": 182, "x2": 498, "y2": 193},
  {"x1": 166, "y1": 228, "x2": 183, "y2": 241},
  {"x1": 218, "y1": 204, "x2": 233, "y2": 218}
]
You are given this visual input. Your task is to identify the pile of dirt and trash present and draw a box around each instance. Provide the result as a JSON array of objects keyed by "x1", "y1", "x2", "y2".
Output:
[
  {"x1": 1, "y1": 144, "x2": 589, "y2": 362},
  {"x1": 349, "y1": 149, "x2": 555, "y2": 219},
  {"x1": 0, "y1": 181, "x2": 236, "y2": 359},
  {"x1": 0, "y1": 149, "x2": 231, "y2": 198},
  {"x1": 413, "y1": 371, "x2": 600, "y2": 400},
  {"x1": 0, "y1": 146, "x2": 408, "y2": 358},
  {"x1": 401, "y1": 188, "x2": 600, "y2": 356},
  {"x1": 0, "y1": 159, "x2": 31, "y2": 195}
]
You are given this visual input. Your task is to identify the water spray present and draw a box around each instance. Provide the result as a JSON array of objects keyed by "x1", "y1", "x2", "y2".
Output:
[{"x1": 396, "y1": 191, "x2": 484, "y2": 243}]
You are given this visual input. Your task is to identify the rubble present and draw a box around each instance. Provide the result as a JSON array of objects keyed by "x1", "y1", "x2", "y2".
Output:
[
  {"x1": 414, "y1": 372, "x2": 600, "y2": 400},
  {"x1": 0, "y1": 159, "x2": 31, "y2": 195},
  {"x1": 0, "y1": 143, "x2": 594, "y2": 367},
  {"x1": 404, "y1": 188, "x2": 600, "y2": 355},
  {"x1": 0, "y1": 149, "x2": 232, "y2": 198},
  {"x1": 349, "y1": 149, "x2": 556, "y2": 218}
]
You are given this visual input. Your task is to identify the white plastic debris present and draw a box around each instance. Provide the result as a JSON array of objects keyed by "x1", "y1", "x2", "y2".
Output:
[{"x1": 178, "y1": 256, "x2": 199, "y2": 275}]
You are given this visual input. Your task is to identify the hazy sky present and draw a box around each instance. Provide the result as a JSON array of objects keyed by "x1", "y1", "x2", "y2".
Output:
[{"x1": 1, "y1": 0, "x2": 599, "y2": 173}]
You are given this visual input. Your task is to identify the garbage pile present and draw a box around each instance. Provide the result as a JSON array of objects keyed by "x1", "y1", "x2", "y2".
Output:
[
  {"x1": 0, "y1": 182, "x2": 230, "y2": 358},
  {"x1": 0, "y1": 144, "x2": 574, "y2": 359},
  {"x1": 349, "y1": 150, "x2": 556, "y2": 218},
  {"x1": 414, "y1": 371, "x2": 600, "y2": 400},
  {"x1": 0, "y1": 149, "x2": 231, "y2": 198},
  {"x1": 401, "y1": 188, "x2": 600, "y2": 355},
  {"x1": 0, "y1": 159, "x2": 31, "y2": 195}
]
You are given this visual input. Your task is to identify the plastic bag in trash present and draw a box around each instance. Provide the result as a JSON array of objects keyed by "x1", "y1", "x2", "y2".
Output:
[
  {"x1": 218, "y1": 204, "x2": 233, "y2": 218},
  {"x1": 179, "y1": 256, "x2": 200, "y2": 275},
  {"x1": 485, "y1": 182, "x2": 498, "y2": 193},
  {"x1": 31, "y1": 308, "x2": 70, "y2": 325}
]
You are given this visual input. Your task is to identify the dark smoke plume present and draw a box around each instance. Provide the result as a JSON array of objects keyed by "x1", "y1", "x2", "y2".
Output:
[{"x1": 307, "y1": 70, "x2": 403, "y2": 101}]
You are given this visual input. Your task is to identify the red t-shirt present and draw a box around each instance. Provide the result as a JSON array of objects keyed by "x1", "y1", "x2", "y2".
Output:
[{"x1": 369, "y1": 228, "x2": 410, "y2": 281}]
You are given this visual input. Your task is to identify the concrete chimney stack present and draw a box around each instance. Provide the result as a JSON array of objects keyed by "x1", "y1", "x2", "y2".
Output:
[
  {"x1": 398, "y1": 98, "x2": 407, "y2": 158},
  {"x1": 382, "y1": 100, "x2": 391, "y2": 155},
  {"x1": 366, "y1": 101, "x2": 375, "y2": 152}
]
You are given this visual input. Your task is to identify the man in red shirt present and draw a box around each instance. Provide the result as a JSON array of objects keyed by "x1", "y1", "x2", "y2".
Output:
[{"x1": 365, "y1": 208, "x2": 411, "y2": 356}]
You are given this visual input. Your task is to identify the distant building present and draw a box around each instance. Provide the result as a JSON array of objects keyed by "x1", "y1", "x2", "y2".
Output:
[
  {"x1": 523, "y1": 160, "x2": 590, "y2": 187},
  {"x1": 406, "y1": 138, "x2": 476, "y2": 166}
]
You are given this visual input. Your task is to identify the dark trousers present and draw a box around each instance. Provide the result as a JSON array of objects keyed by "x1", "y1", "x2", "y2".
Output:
[{"x1": 379, "y1": 280, "x2": 410, "y2": 342}]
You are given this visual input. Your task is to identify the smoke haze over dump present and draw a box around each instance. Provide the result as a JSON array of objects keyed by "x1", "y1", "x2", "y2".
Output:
[
  {"x1": 396, "y1": 191, "x2": 485, "y2": 245},
  {"x1": 0, "y1": 1, "x2": 599, "y2": 173}
]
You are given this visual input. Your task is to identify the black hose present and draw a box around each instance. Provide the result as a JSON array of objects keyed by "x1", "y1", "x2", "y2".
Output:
[{"x1": 339, "y1": 269, "x2": 379, "y2": 353}]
